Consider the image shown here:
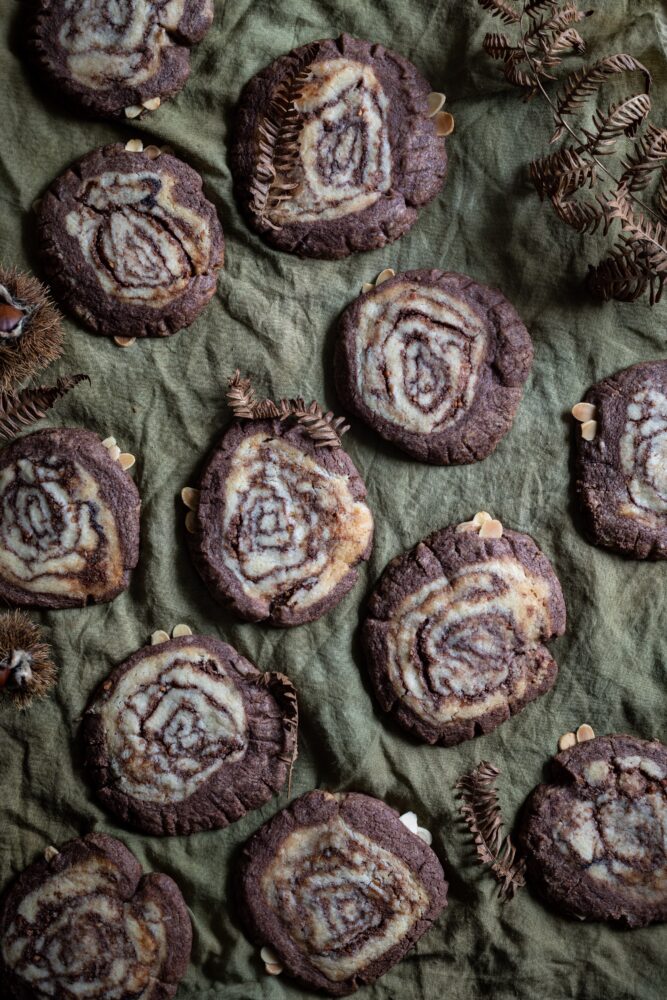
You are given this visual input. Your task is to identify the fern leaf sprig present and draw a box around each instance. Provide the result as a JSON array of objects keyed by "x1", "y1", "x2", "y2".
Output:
[
  {"x1": 0, "y1": 374, "x2": 89, "y2": 442},
  {"x1": 477, "y1": 0, "x2": 521, "y2": 24},
  {"x1": 455, "y1": 761, "x2": 526, "y2": 902},
  {"x1": 226, "y1": 373, "x2": 349, "y2": 448}
]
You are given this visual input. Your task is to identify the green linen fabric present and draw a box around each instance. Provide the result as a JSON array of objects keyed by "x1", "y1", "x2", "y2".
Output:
[{"x1": 0, "y1": 1, "x2": 666, "y2": 997}]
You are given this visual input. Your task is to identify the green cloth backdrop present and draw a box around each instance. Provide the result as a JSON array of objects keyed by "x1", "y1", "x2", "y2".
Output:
[{"x1": 1, "y1": 1, "x2": 666, "y2": 997}]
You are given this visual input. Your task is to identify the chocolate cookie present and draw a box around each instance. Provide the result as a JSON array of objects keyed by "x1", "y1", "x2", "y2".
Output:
[
  {"x1": 574, "y1": 361, "x2": 667, "y2": 559},
  {"x1": 188, "y1": 419, "x2": 374, "y2": 626},
  {"x1": 30, "y1": 0, "x2": 213, "y2": 118},
  {"x1": 362, "y1": 520, "x2": 566, "y2": 745},
  {"x1": 0, "y1": 832, "x2": 191, "y2": 1000},
  {"x1": 519, "y1": 734, "x2": 667, "y2": 927},
  {"x1": 232, "y1": 34, "x2": 448, "y2": 259},
  {"x1": 335, "y1": 270, "x2": 533, "y2": 464},
  {"x1": 237, "y1": 790, "x2": 447, "y2": 996},
  {"x1": 0, "y1": 428, "x2": 140, "y2": 609},
  {"x1": 38, "y1": 143, "x2": 224, "y2": 338},
  {"x1": 82, "y1": 633, "x2": 298, "y2": 836}
]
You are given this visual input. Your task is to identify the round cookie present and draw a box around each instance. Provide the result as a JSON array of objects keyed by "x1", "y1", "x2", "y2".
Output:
[
  {"x1": 38, "y1": 143, "x2": 224, "y2": 338},
  {"x1": 574, "y1": 360, "x2": 667, "y2": 559},
  {"x1": 362, "y1": 521, "x2": 566, "y2": 745},
  {"x1": 0, "y1": 428, "x2": 140, "y2": 609},
  {"x1": 335, "y1": 270, "x2": 533, "y2": 464},
  {"x1": 237, "y1": 789, "x2": 447, "y2": 996},
  {"x1": 0, "y1": 832, "x2": 191, "y2": 1000},
  {"x1": 519, "y1": 734, "x2": 667, "y2": 927},
  {"x1": 232, "y1": 34, "x2": 448, "y2": 259},
  {"x1": 188, "y1": 419, "x2": 374, "y2": 626},
  {"x1": 30, "y1": 0, "x2": 214, "y2": 118},
  {"x1": 82, "y1": 633, "x2": 298, "y2": 836}
]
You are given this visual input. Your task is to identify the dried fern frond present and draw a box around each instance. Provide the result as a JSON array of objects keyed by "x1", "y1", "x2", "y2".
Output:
[
  {"x1": 583, "y1": 94, "x2": 652, "y2": 154},
  {"x1": 249, "y1": 42, "x2": 318, "y2": 229},
  {"x1": 619, "y1": 124, "x2": 667, "y2": 194},
  {"x1": 522, "y1": 5, "x2": 588, "y2": 54},
  {"x1": 483, "y1": 32, "x2": 517, "y2": 61},
  {"x1": 0, "y1": 373, "x2": 89, "y2": 442},
  {"x1": 553, "y1": 53, "x2": 651, "y2": 132},
  {"x1": 588, "y1": 243, "x2": 650, "y2": 302},
  {"x1": 551, "y1": 187, "x2": 612, "y2": 233},
  {"x1": 227, "y1": 373, "x2": 349, "y2": 448},
  {"x1": 530, "y1": 144, "x2": 596, "y2": 198},
  {"x1": 0, "y1": 611, "x2": 56, "y2": 709},
  {"x1": 605, "y1": 185, "x2": 667, "y2": 302},
  {"x1": 455, "y1": 760, "x2": 526, "y2": 901},
  {"x1": 477, "y1": 0, "x2": 521, "y2": 24},
  {"x1": 523, "y1": 0, "x2": 564, "y2": 17}
]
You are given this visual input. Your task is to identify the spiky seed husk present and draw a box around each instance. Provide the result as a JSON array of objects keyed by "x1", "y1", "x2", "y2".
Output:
[
  {"x1": 0, "y1": 267, "x2": 64, "y2": 393},
  {"x1": 0, "y1": 611, "x2": 56, "y2": 709}
]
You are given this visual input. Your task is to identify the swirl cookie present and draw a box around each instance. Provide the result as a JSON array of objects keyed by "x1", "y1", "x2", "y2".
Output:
[
  {"x1": 38, "y1": 143, "x2": 224, "y2": 338},
  {"x1": 237, "y1": 790, "x2": 447, "y2": 995},
  {"x1": 335, "y1": 270, "x2": 533, "y2": 463},
  {"x1": 362, "y1": 520, "x2": 566, "y2": 746},
  {"x1": 188, "y1": 419, "x2": 374, "y2": 625},
  {"x1": 0, "y1": 428, "x2": 140, "y2": 609},
  {"x1": 30, "y1": 1, "x2": 213, "y2": 118},
  {"x1": 574, "y1": 361, "x2": 667, "y2": 558},
  {"x1": 519, "y1": 734, "x2": 667, "y2": 927},
  {"x1": 0, "y1": 833, "x2": 191, "y2": 1000},
  {"x1": 232, "y1": 34, "x2": 448, "y2": 258},
  {"x1": 82, "y1": 633, "x2": 298, "y2": 836}
]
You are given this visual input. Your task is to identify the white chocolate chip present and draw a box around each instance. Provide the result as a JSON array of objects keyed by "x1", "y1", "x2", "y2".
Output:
[
  {"x1": 151, "y1": 630, "x2": 170, "y2": 646},
  {"x1": 44, "y1": 846, "x2": 59, "y2": 861},
  {"x1": 185, "y1": 511, "x2": 197, "y2": 534},
  {"x1": 559, "y1": 731, "x2": 577, "y2": 751},
  {"x1": 144, "y1": 145, "x2": 162, "y2": 160},
  {"x1": 427, "y1": 92, "x2": 446, "y2": 117},
  {"x1": 124, "y1": 139, "x2": 144, "y2": 152},
  {"x1": 101, "y1": 436, "x2": 117, "y2": 449},
  {"x1": 142, "y1": 97, "x2": 161, "y2": 111},
  {"x1": 118, "y1": 453, "x2": 136, "y2": 471},
  {"x1": 375, "y1": 268, "x2": 395, "y2": 285},
  {"x1": 113, "y1": 336, "x2": 136, "y2": 348},
  {"x1": 479, "y1": 518, "x2": 503, "y2": 539},
  {"x1": 361, "y1": 282, "x2": 375, "y2": 294},
  {"x1": 571, "y1": 402, "x2": 596, "y2": 423},
  {"x1": 581, "y1": 420, "x2": 597, "y2": 441},
  {"x1": 124, "y1": 105, "x2": 143, "y2": 118},
  {"x1": 576, "y1": 724, "x2": 595, "y2": 743},
  {"x1": 172, "y1": 623, "x2": 192, "y2": 638},
  {"x1": 108, "y1": 445, "x2": 121, "y2": 461},
  {"x1": 434, "y1": 111, "x2": 455, "y2": 136},
  {"x1": 181, "y1": 487, "x2": 200, "y2": 510}
]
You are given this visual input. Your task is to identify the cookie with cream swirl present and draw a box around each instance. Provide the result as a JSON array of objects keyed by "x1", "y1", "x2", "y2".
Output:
[
  {"x1": 0, "y1": 428, "x2": 140, "y2": 609},
  {"x1": 575, "y1": 360, "x2": 667, "y2": 558},
  {"x1": 335, "y1": 269, "x2": 533, "y2": 464},
  {"x1": 0, "y1": 833, "x2": 191, "y2": 1000},
  {"x1": 232, "y1": 34, "x2": 448, "y2": 259},
  {"x1": 188, "y1": 418, "x2": 374, "y2": 626},
  {"x1": 362, "y1": 523, "x2": 566, "y2": 746},
  {"x1": 31, "y1": 0, "x2": 213, "y2": 118},
  {"x1": 237, "y1": 790, "x2": 447, "y2": 995},
  {"x1": 82, "y1": 634, "x2": 298, "y2": 836},
  {"x1": 38, "y1": 143, "x2": 224, "y2": 338}
]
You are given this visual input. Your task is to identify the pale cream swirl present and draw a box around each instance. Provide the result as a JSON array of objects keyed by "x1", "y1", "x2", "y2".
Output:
[
  {"x1": 65, "y1": 170, "x2": 212, "y2": 306},
  {"x1": 384, "y1": 558, "x2": 553, "y2": 727},
  {"x1": 98, "y1": 643, "x2": 248, "y2": 804},
  {"x1": 0, "y1": 455, "x2": 123, "y2": 600},
  {"x1": 1, "y1": 854, "x2": 168, "y2": 999},
  {"x1": 269, "y1": 58, "x2": 391, "y2": 225},
  {"x1": 261, "y1": 811, "x2": 430, "y2": 982},
  {"x1": 58, "y1": 0, "x2": 186, "y2": 91},
  {"x1": 619, "y1": 387, "x2": 667, "y2": 518},
  {"x1": 353, "y1": 280, "x2": 488, "y2": 434},
  {"x1": 222, "y1": 432, "x2": 373, "y2": 613},
  {"x1": 552, "y1": 753, "x2": 667, "y2": 903}
]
